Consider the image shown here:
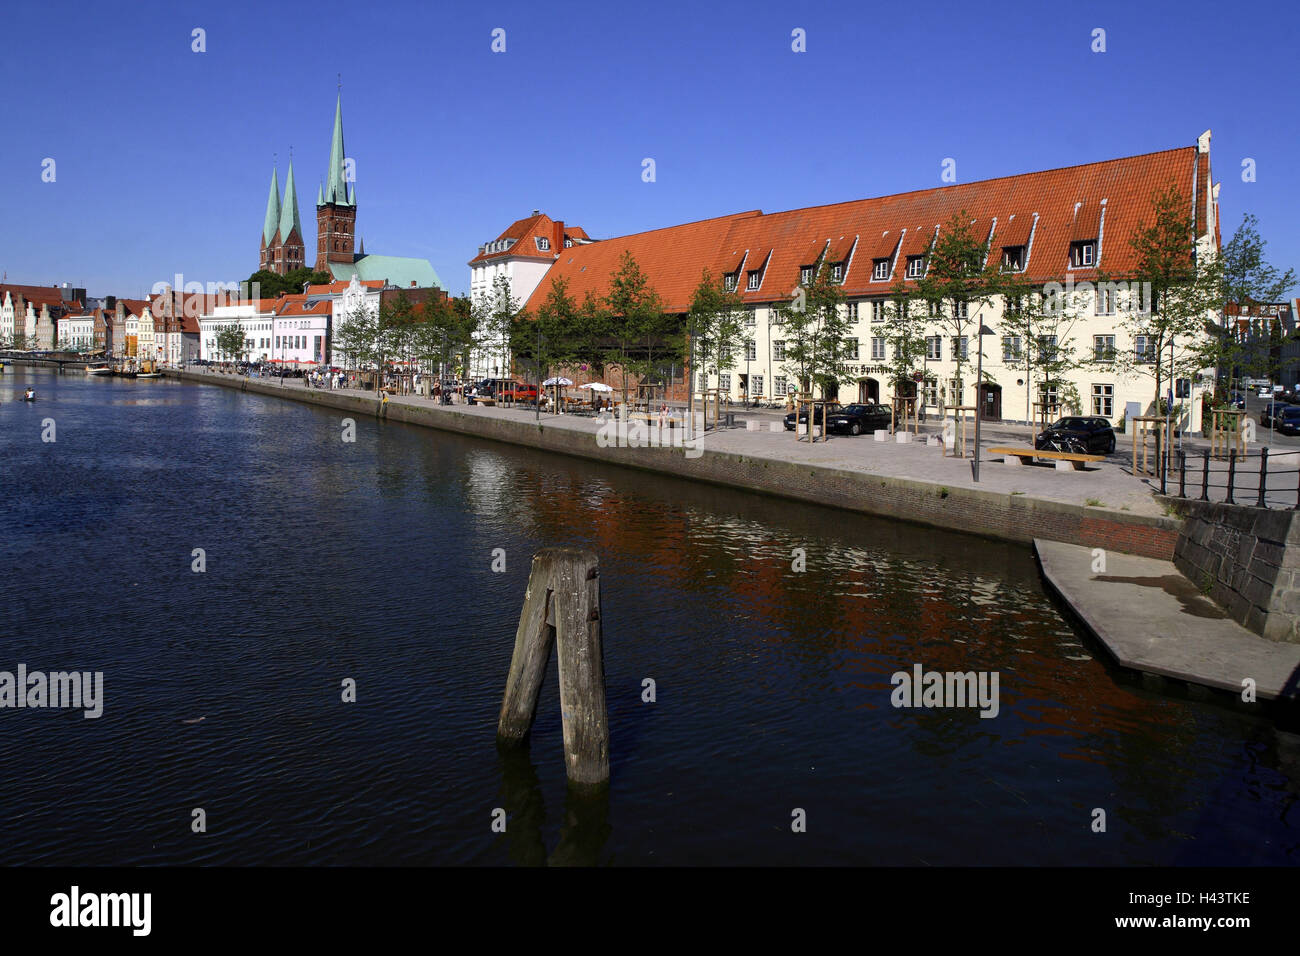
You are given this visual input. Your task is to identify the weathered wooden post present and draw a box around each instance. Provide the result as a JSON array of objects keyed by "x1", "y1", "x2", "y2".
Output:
[{"x1": 498, "y1": 548, "x2": 609, "y2": 788}]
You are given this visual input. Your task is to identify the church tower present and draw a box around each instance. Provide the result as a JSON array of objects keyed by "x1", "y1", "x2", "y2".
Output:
[
  {"x1": 314, "y1": 94, "x2": 356, "y2": 272},
  {"x1": 259, "y1": 166, "x2": 281, "y2": 272},
  {"x1": 277, "y1": 160, "x2": 305, "y2": 273}
]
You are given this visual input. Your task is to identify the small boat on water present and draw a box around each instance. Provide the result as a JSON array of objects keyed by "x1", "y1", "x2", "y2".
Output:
[
  {"x1": 22, "y1": 387, "x2": 36, "y2": 402},
  {"x1": 136, "y1": 372, "x2": 162, "y2": 379},
  {"x1": 86, "y1": 364, "x2": 112, "y2": 376}
]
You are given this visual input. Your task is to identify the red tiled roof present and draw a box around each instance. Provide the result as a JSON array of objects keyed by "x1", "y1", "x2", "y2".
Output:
[
  {"x1": 1071, "y1": 202, "x2": 1102, "y2": 240},
  {"x1": 271, "y1": 294, "x2": 333, "y2": 317},
  {"x1": 1, "y1": 284, "x2": 68, "y2": 310},
  {"x1": 993, "y1": 214, "x2": 1033, "y2": 247},
  {"x1": 118, "y1": 298, "x2": 152, "y2": 317},
  {"x1": 469, "y1": 212, "x2": 593, "y2": 265},
  {"x1": 525, "y1": 144, "x2": 1208, "y2": 313}
]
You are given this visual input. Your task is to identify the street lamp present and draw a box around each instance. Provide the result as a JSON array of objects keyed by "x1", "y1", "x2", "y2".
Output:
[{"x1": 971, "y1": 317, "x2": 995, "y2": 483}]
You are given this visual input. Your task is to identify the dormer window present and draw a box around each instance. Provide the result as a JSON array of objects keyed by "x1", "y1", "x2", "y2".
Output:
[
  {"x1": 537, "y1": 237, "x2": 550, "y2": 251},
  {"x1": 800, "y1": 266, "x2": 814, "y2": 285},
  {"x1": 1001, "y1": 246, "x2": 1025, "y2": 271},
  {"x1": 564, "y1": 238, "x2": 572, "y2": 248},
  {"x1": 746, "y1": 271, "x2": 761, "y2": 291},
  {"x1": 1069, "y1": 240, "x2": 1096, "y2": 268},
  {"x1": 831, "y1": 262, "x2": 844, "y2": 283},
  {"x1": 724, "y1": 273, "x2": 738, "y2": 292},
  {"x1": 872, "y1": 258, "x2": 890, "y2": 280},
  {"x1": 906, "y1": 255, "x2": 926, "y2": 278}
]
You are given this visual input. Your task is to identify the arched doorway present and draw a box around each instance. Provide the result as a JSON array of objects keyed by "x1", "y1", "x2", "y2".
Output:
[
  {"x1": 858, "y1": 377, "x2": 879, "y2": 403},
  {"x1": 978, "y1": 382, "x2": 1002, "y2": 422}
]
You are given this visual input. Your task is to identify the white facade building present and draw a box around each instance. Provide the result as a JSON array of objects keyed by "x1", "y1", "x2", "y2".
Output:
[{"x1": 467, "y1": 211, "x2": 593, "y2": 379}]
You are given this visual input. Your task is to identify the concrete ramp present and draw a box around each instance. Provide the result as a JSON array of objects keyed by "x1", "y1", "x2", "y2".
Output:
[{"x1": 1034, "y1": 538, "x2": 1300, "y2": 702}]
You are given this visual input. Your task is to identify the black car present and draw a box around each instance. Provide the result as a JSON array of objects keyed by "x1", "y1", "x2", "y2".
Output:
[
  {"x1": 1260, "y1": 402, "x2": 1293, "y2": 427},
  {"x1": 1274, "y1": 407, "x2": 1300, "y2": 436},
  {"x1": 825, "y1": 403, "x2": 892, "y2": 435},
  {"x1": 784, "y1": 401, "x2": 842, "y2": 431},
  {"x1": 1035, "y1": 416, "x2": 1116, "y2": 454}
]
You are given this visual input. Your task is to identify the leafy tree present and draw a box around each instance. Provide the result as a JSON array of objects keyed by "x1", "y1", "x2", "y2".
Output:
[
  {"x1": 880, "y1": 288, "x2": 929, "y2": 407},
  {"x1": 687, "y1": 269, "x2": 746, "y2": 395},
  {"x1": 913, "y1": 211, "x2": 1002, "y2": 408},
  {"x1": 244, "y1": 268, "x2": 332, "y2": 300},
  {"x1": 474, "y1": 274, "x2": 520, "y2": 382},
  {"x1": 777, "y1": 258, "x2": 849, "y2": 399},
  {"x1": 1111, "y1": 186, "x2": 1220, "y2": 420},
  {"x1": 998, "y1": 272, "x2": 1086, "y2": 424},
  {"x1": 215, "y1": 324, "x2": 247, "y2": 365},
  {"x1": 1212, "y1": 213, "x2": 1297, "y2": 389},
  {"x1": 604, "y1": 251, "x2": 668, "y2": 401}
]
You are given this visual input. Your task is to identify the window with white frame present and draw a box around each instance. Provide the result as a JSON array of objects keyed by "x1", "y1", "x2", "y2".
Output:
[
  {"x1": 724, "y1": 273, "x2": 738, "y2": 292},
  {"x1": 1091, "y1": 384, "x2": 1114, "y2": 417},
  {"x1": 745, "y1": 340, "x2": 757, "y2": 361},
  {"x1": 747, "y1": 271, "x2": 761, "y2": 290},
  {"x1": 871, "y1": 337, "x2": 886, "y2": 360},
  {"x1": 1036, "y1": 334, "x2": 1058, "y2": 363},
  {"x1": 800, "y1": 266, "x2": 814, "y2": 285},
  {"x1": 1093, "y1": 335, "x2": 1115, "y2": 361},
  {"x1": 537, "y1": 237, "x2": 550, "y2": 251},
  {"x1": 926, "y1": 336, "x2": 942, "y2": 360},
  {"x1": 844, "y1": 337, "x2": 859, "y2": 360},
  {"x1": 1002, "y1": 335, "x2": 1021, "y2": 362},
  {"x1": 949, "y1": 378, "x2": 964, "y2": 405},
  {"x1": 1001, "y1": 246, "x2": 1025, "y2": 271},
  {"x1": 927, "y1": 300, "x2": 941, "y2": 318},
  {"x1": 1134, "y1": 334, "x2": 1156, "y2": 363},
  {"x1": 773, "y1": 340, "x2": 786, "y2": 361},
  {"x1": 906, "y1": 256, "x2": 925, "y2": 278},
  {"x1": 872, "y1": 258, "x2": 890, "y2": 280},
  {"x1": 954, "y1": 300, "x2": 968, "y2": 319},
  {"x1": 831, "y1": 262, "x2": 844, "y2": 283},
  {"x1": 745, "y1": 309, "x2": 756, "y2": 326},
  {"x1": 770, "y1": 304, "x2": 784, "y2": 325},
  {"x1": 922, "y1": 379, "x2": 939, "y2": 407},
  {"x1": 871, "y1": 300, "x2": 886, "y2": 322},
  {"x1": 752, "y1": 375, "x2": 763, "y2": 396},
  {"x1": 1069, "y1": 240, "x2": 1097, "y2": 268},
  {"x1": 719, "y1": 373, "x2": 731, "y2": 391},
  {"x1": 775, "y1": 375, "x2": 787, "y2": 395},
  {"x1": 952, "y1": 336, "x2": 968, "y2": 360}
]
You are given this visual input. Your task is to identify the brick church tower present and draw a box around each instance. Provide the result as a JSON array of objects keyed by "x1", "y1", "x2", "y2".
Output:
[
  {"x1": 315, "y1": 94, "x2": 356, "y2": 271},
  {"x1": 257, "y1": 160, "x2": 305, "y2": 275}
]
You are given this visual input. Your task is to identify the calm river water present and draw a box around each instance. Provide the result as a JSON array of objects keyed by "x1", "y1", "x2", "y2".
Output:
[{"x1": 1, "y1": 366, "x2": 1296, "y2": 865}]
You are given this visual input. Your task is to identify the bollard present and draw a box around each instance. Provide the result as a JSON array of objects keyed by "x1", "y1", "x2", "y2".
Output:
[
  {"x1": 768, "y1": 421, "x2": 783, "y2": 433},
  {"x1": 498, "y1": 548, "x2": 609, "y2": 788}
]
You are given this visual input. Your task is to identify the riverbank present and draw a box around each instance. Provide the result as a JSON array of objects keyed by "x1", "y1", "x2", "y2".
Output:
[{"x1": 166, "y1": 368, "x2": 1182, "y2": 559}]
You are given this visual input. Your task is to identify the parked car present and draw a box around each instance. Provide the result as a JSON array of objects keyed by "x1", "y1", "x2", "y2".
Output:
[
  {"x1": 1274, "y1": 407, "x2": 1300, "y2": 436},
  {"x1": 784, "y1": 401, "x2": 843, "y2": 431},
  {"x1": 1228, "y1": 392, "x2": 1246, "y2": 410},
  {"x1": 1260, "y1": 402, "x2": 1292, "y2": 427},
  {"x1": 1034, "y1": 416, "x2": 1117, "y2": 454},
  {"x1": 825, "y1": 403, "x2": 893, "y2": 435}
]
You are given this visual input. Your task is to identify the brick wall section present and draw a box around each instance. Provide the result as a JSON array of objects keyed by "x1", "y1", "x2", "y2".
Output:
[
  {"x1": 1166, "y1": 497, "x2": 1300, "y2": 643},
  {"x1": 171, "y1": 371, "x2": 1183, "y2": 560}
]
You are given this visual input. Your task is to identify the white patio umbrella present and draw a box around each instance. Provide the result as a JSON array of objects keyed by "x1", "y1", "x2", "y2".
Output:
[
  {"x1": 543, "y1": 376, "x2": 574, "y2": 386},
  {"x1": 580, "y1": 382, "x2": 613, "y2": 392}
]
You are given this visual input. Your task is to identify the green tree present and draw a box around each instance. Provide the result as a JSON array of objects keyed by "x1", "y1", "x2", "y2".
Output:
[
  {"x1": 687, "y1": 269, "x2": 746, "y2": 396},
  {"x1": 244, "y1": 268, "x2": 332, "y2": 300},
  {"x1": 1212, "y1": 213, "x2": 1297, "y2": 389},
  {"x1": 604, "y1": 251, "x2": 668, "y2": 401},
  {"x1": 215, "y1": 324, "x2": 247, "y2": 365},
  {"x1": 777, "y1": 258, "x2": 849, "y2": 399},
  {"x1": 1112, "y1": 186, "x2": 1221, "y2": 419},
  {"x1": 998, "y1": 272, "x2": 1086, "y2": 425},
  {"x1": 880, "y1": 288, "x2": 929, "y2": 409}
]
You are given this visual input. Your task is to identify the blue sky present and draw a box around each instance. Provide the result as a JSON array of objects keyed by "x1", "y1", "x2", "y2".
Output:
[{"x1": 2, "y1": 0, "x2": 1296, "y2": 299}]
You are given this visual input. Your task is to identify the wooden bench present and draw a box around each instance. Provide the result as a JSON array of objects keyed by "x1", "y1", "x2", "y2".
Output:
[{"x1": 988, "y1": 446, "x2": 1104, "y2": 471}]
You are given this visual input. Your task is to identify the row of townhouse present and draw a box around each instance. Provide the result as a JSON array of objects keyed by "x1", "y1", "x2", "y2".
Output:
[
  {"x1": 197, "y1": 275, "x2": 446, "y2": 368},
  {"x1": 0, "y1": 283, "x2": 85, "y2": 349},
  {"x1": 475, "y1": 131, "x2": 1226, "y2": 433}
]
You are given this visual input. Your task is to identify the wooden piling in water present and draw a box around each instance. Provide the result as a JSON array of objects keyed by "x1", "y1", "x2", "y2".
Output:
[{"x1": 497, "y1": 548, "x2": 609, "y2": 787}]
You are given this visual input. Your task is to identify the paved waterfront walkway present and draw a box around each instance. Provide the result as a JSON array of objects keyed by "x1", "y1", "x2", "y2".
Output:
[
  {"x1": 1035, "y1": 538, "x2": 1300, "y2": 701},
  {"x1": 196, "y1": 372, "x2": 1168, "y2": 517}
]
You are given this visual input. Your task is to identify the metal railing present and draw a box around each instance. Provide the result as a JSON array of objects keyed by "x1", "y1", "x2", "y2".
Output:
[{"x1": 1172, "y1": 448, "x2": 1300, "y2": 510}]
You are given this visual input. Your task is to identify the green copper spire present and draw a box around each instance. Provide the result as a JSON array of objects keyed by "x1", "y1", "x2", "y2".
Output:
[
  {"x1": 317, "y1": 181, "x2": 324, "y2": 206},
  {"x1": 279, "y1": 160, "x2": 302, "y2": 241},
  {"x1": 262, "y1": 166, "x2": 281, "y2": 246},
  {"x1": 324, "y1": 94, "x2": 352, "y2": 207}
]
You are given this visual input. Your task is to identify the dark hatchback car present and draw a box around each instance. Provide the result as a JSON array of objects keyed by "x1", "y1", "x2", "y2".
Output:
[
  {"x1": 1035, "y1": 416, "x2": 1117, "y2": 454},
  {"x1": 784, "y1": 401, "x2": 842, "y2": 431},
  {"x1": 1274, "y1": 407, "x2": 1300, "y2": 436},
  {"x1": 826, "y1": 403, "x2": 893, "y2": 435}
]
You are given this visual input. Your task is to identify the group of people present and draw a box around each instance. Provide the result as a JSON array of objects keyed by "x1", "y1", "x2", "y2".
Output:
[{"x1": 304, "y1": 370, "x2": 346, "y2": 390}]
